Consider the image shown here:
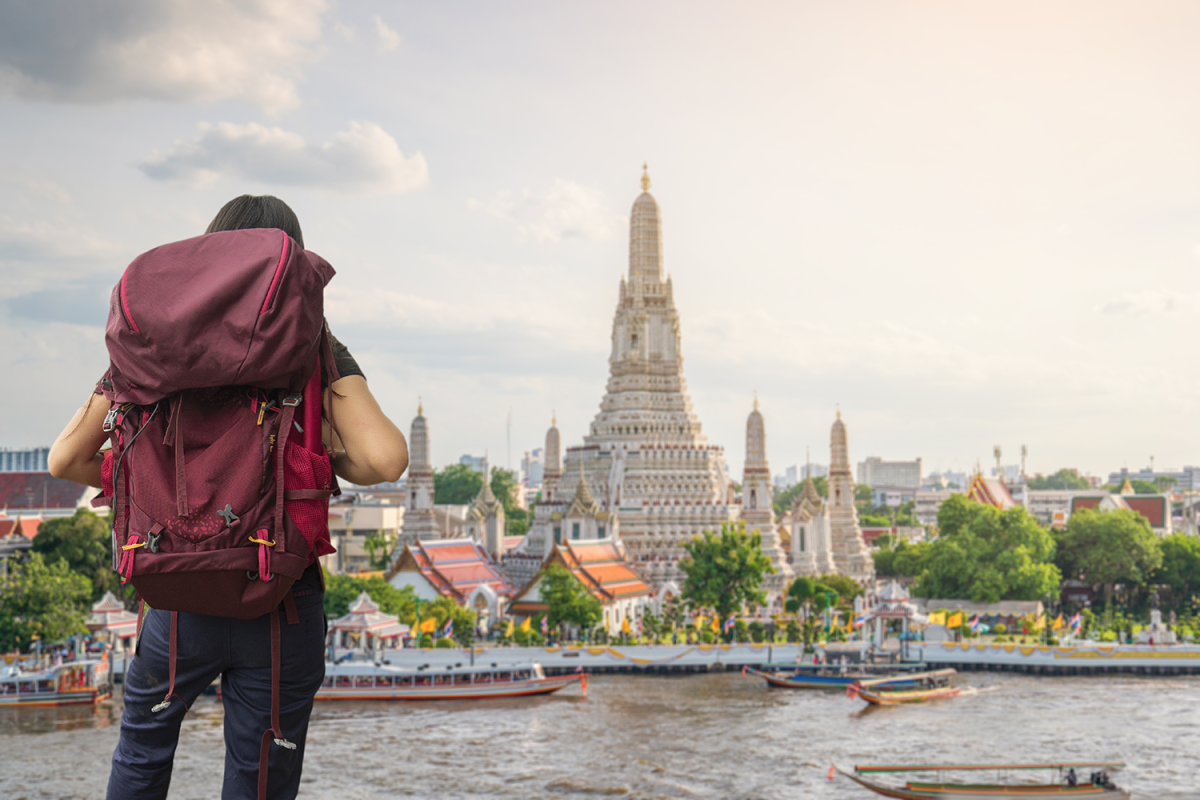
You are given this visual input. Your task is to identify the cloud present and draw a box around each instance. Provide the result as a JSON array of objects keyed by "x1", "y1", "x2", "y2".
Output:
[
  {"x1": 0, "y1": 0, "x2": 326, "y2": 113},
  {"x1": 0, "y1": 217, "x2": 122, "y2": 298},
  {"x1": 374, "y1": 16, "x2": 401, "y2": 53},
  {"x1": 1096, "y1": 289, "x2": 1197, "y2": 315},
  {"x1": 140, "y1": 121, "x2": 429, "y2": 195},
  {"x1": 471, "y1": 180, "x2": 624, "y2": 243},
  {"x1": 333, "y1": 22, "x2": 355, "y2": 42}
]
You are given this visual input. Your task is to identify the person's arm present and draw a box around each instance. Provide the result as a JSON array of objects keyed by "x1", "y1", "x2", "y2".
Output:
[
  {"x1": 48, "y1": 393, "x2": 111, "y2": 488},
  {"x1": 324, "y1": 375, "x2": 409, "y2": 485}
]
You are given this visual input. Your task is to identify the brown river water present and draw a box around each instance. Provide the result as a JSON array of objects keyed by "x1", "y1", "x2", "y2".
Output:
[{"x1": 1, "y1": 672, "x2": 1197, "y2": 799}]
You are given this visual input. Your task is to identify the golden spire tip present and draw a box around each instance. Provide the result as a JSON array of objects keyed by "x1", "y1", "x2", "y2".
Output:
[{"x1": 641, "y1": 163, "x2": 651, "y2": 193}]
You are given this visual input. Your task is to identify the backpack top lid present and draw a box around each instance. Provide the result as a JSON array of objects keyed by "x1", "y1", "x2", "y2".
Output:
[{"x1": 103, "y1": 228, "x2": 335, "y2": 404}]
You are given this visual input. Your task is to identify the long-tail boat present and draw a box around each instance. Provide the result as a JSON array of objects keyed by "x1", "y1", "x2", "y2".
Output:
[
  {"x1": 839, "y1": 762, "x2": 1129, "y2": 799},
  {"x1": 0, "y1": 654, "x2": 112, "y2": 707},
  {"x1": 316, "y1": 661, "x2": 587, "y2": 701},
  {"x1": 745, "y1": 665, "x2": 956, "y2": 691},
  {"x1": 846, "y1": 680, "x2": 961, "y2": 705}
]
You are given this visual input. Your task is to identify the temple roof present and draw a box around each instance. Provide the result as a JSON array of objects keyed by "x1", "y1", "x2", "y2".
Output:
[
  {"x1": 510, "y1": 538, "x2": 653, "y2": 614},
  {"x1": 385, "y1": 537, "x2": 515, "y2": 600},
  {"x1": 565, "y1": 471, "x2": 601, "y2": 518},
  {"x1": 965, "y1": 472, "x2": 1016, "y2": 510},
  {"x1": 0, "y1": 515, "x2": 42, "y2": 539},
  {"x1": 330, "y1": 591, "x2": 408, "y2": 638}
]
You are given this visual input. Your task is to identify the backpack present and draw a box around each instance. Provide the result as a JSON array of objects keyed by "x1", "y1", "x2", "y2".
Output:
[{"x1": 96, "y1": 228, "x2": 340, "y2": 793}]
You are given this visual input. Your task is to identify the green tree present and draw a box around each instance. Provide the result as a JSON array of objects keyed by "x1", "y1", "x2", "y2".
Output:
[
  {"x1": 426, "y1": 595, "x2": 477, "y2": 646},
  {"x1": 913, "y1": 494, "x2": 1061, "y2": 603},
  {"x1": 854, "y1": 484, "x2": 874, "y2": 504},
  {"x1": 1027, "y1": 469, "x2": 1091, "y2": 491},
  {"x1": 816, "y1": 573, "x2": 865, "y2": 602},
  {"x1": 1156, "y1": 534, "x2": 1200, "y2": 604},
  {"x1": 874, "y1": 538, "x2": 931, "y2": 578},
  {"x1": 679, "y1": 521, "x2": 774, "y2": 620},
  {"x1": 323, "y1": 572, "x2": 418, "y2": 622},
  {"x1": 362, "y1": 530, "x2": 395, "y2": 571},
  {"x1": 539, "y1": 563, "x2": 603, "y2": 632},
  {"x1": 433, "y1": 463, "x2": 484, "y2": 505},
  {"x1": 31, "y1": 508, "x2": 124, "y2": 602},
  {"x1": 1055, "y1": 508, "x2": 1162, "y2": 604},
  {"x1": 0, "y1": 553, "x2": 92, "y2": 651}
]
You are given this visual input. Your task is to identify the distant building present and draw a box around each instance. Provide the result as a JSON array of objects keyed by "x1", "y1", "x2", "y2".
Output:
[
  {"x1": 1108, "y1": 466, "x2": 1200, "y2": 492},
  {"x1": 1026, "y1": 490, "x2": 1074, "y2": 526},
  {"x1": 460, "y1": 454, "x2": 489, "y2": 475},
  {"x1": 871, "y1": 487, "x2": 918, "y2": 507},
  {"x1": 1071, "y1": 490, "x2": 1172, "y2": 536},
  {"x1": 521, "y1": 448, "x2": 544, "y2": 488},
  {"x1": 802, "y1": 463, "x2": 829, "y2": 479},
  {"x1": 857, "y1": 456, "x2": 922, "y2": 489},
  {"x1": 0, "y1": 448, "x2": 49, "y2": 473},
  {"x1": 322, "y1": 500, "x2": 405, "y2": 574},
  {"x1": 386, "y1": 538, "x2": 515, "y2": 625},
  {"x1": 914, "y1": 489, "x2": 959, "y2": 526},
  {"x1": 0, "y1": 472, "x2": 96, "y2": 515}
]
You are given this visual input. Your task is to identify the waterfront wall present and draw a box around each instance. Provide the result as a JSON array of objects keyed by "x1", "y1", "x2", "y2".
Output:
[{"x1": 915, "y1": 640, "x2": 1200, "y2": 675}]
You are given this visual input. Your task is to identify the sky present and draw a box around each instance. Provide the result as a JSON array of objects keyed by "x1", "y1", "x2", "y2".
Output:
[{"x1": 3, "y1": 0, "x2": 1200, "y2": 481}]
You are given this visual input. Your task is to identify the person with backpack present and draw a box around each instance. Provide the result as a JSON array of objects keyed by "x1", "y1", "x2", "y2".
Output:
[{"x1": 47, "y1": 195, "x2": 409, "y2": 800}]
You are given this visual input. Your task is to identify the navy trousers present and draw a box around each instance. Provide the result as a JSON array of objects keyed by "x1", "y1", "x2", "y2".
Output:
[{"x1": 108, "y1": 589, "x2": 326, "y2": 800}]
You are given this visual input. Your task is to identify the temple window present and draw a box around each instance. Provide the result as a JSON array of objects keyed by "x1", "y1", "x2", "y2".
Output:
[
  {"x1": 598, "y1": 526, "x2": 605, "y2": 537},
  {"x1": 554, "y1": 527, "x2": 562, "y2": 544},
  {"x1": 572, "y1": 523, "x2": 581, "y2": 540}
]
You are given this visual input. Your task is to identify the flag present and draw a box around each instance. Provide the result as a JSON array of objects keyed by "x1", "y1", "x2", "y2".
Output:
[
  {"x1": 1069, "y1": 612, "x2": 1082, "y2": 631},
  {"x1": 969, "y1": 615, "x2": 981, "y2": 633},
  {"x1": 928, "y1": 611, "x2": 946, "y2": 626},
  {"x1": 505, "y1": 619, "x2": 515, "y2": 637},
  {"x1": 1052, "y1": 614, "x2": 1064, "y2": 631},
  {"x1": 711, "y1": 615, "x2": 720, "y2": 634},
  {"x1": 621, "y1": 616, "x2": 632, "y2": 635},
  {"x1": 947, "y1": 612, "x2": 963, "y2": 629},
  {"x1": 419, "y1": 617, "x2": 437, "y2": 634},
  {"x1": 441, "y1": 618, "x2": 454, "y2": 639},
  {"x1": 540, "y1": 616, "x2": 549, "y2": 635},
  {"x1": 723, "y1": 616, "x2": 736, "y2": 634},
  {"x1": 853, "y1": 613, "x2": 868, "y2": 629},
  {"x1": 693, "y1": 616, "x2": 705, "y2": 630},
  {"x1": 520, "y1": 616, "x2": 532, "y2": 633}
]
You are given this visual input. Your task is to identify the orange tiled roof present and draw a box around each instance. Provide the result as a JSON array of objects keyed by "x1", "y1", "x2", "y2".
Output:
[
  {"x1": 0, "y1": 516, "x2": 42, "y2": 539},
  {"x1": 385, "y1": 538, "x2": 514, "y2": 600},
  {"x1": 966, "y1": 473, "x2": 1016, "y2": 510},
  {"x1": 523, "y1": 539, "x2": 654, "y2": 606}
]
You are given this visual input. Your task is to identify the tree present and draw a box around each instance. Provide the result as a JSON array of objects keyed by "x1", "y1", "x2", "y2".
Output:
[
  {"x1": 913, "y1": 494, "x2": 1061, "y2": 603},
  {"x1": 539, "y1": 563, "x2": 602, "y2": 632},
  {"x1": 1156, "y1": 534, "x2": 1200, "y2": 605},
  {"x1": 816, "y1": 573, "x2": 865, "y2": 602},
  {"x1": 1027, "y1": 469, "x2": 1091, "y2": 491},
  {"x1": 362, "y1": 530, "x2": 395, "y2": 571},
  {"x1": 0, "y1": 553, "x2": 92, "y2": 651},
  {"x1": 32, "y1": 508, "x2": 124, "y2": 602},
  {"x1": 873, "y1": 538, "x2": 931, "y2": 578},
  {"x1": 323, "y1": 572, "x2": 418, "y2": 622},
  {"x1": 426, "y1": 595, "x2": 477, "y2": 646},
  {"x1": 679, "y1": 521, "x2": 774, "y2": 620},
  {"x1": 433, "y1": 463, "x2": 484, "y2": 505},
  {"x1": 854, "y1": 484, "x2": 874, "y2": 504},
  {"x1": 1055, "y1": 508, "x2": 1162, "y2": 604}
]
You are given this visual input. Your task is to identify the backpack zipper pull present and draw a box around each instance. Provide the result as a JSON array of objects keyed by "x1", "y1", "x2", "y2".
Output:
[{"x1": 257, "y1": 403, "x2": 267, "y2": 426}]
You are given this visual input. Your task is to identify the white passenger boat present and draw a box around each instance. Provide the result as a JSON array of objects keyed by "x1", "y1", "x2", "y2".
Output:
[
  {"x1": 316, "y1": 661, "x2": 587, "y2": 701},
  {"x1": 0, "y1": 655, "x2": 112, "y2": 707}
]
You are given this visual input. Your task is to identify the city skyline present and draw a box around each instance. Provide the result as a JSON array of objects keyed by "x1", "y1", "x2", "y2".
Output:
[{"x1": 4, "y1": 1, "x2": 1200, "y2": 477}]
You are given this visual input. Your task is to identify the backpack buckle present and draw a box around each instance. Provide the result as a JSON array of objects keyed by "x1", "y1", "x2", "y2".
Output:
[
  {"x1": 281, "y1": 395, "x2": 302, "y2": 407},
  {"x1": 102, "y1": 408, "x2": 120, "y2": 432},
  {"x1": 146, "y1": 532, "x2": 161, "y2": 553}
]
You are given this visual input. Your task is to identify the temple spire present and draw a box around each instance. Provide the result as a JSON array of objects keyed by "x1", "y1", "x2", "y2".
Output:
[{"x1": 641, "y1": 162, "x2": 651, "y2": 193}]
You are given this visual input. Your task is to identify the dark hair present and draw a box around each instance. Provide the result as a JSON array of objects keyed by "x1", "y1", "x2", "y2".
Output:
[{"x1": 206, "y1": 195, "x2": 304, "y2": 248}]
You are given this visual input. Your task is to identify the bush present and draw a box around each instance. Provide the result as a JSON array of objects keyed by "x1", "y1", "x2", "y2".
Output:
[
  {"x1": 417, "y1": 633, "x2": 434, "y2": 648},
  {"x1": 785, "y1": 621, "x2": 800, "y2": 643},
  {"x1": 699, "y1": 630, "x2": 716, "y2": 644},
  {"x1": 435, "y1": 637, "x2": 456, "y2": 649},
  {"x1": 748, "y1": 621, "x2": 765, "y2": 643},
  {"x1": 993, "y1": 623, "x2": 1007, "y2": 634}
]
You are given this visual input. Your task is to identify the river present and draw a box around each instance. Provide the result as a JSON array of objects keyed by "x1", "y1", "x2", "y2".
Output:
[{"x1": 1, "y1": 671, "x2": 1197, "y2": 799}]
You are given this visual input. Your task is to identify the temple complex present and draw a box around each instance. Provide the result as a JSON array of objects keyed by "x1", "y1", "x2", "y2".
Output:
[
  {"x1": 399, "y1": 402, "x2": 439, "y2": 544},
  {"x1": 827, "y1": 411, "x2": 876, "y2": 583},
  {"x1": 510, "y1": 166, "x2": 738, "y2": 589},
  {"x1": 788, "y1": 472, "x2": 836, "y2": 576}
]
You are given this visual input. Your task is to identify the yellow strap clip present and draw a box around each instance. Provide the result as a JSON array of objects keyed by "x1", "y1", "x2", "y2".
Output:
[
  {"x1": 121, "y1": 541, "x2": 146, "y2": 550},
  {"x1": 248, "y1": 536, "x2": 276, "y2": 547}
]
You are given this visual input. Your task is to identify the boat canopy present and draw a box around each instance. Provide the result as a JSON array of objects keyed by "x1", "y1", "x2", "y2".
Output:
[{"x1": 854, "y1": 763, "x2": 1125, "y2": 774}]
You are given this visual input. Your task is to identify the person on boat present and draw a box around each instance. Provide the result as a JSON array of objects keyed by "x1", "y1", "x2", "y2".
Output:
[
  {"x1": 1066, "y1": 768, "x2": 1077, "y2": 786},
  {"x1": 48, "y1": 195, "x2": 409, "y2": 800}
]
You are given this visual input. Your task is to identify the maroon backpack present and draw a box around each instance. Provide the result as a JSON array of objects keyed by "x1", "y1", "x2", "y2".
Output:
[{"x1": 97, "y1": 228, "x2": 339, "y2": 790}]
